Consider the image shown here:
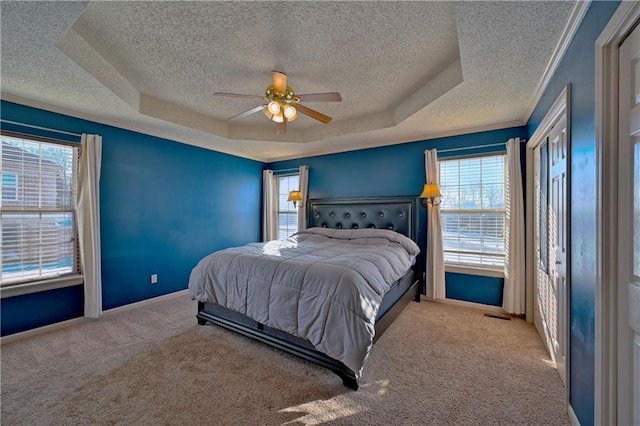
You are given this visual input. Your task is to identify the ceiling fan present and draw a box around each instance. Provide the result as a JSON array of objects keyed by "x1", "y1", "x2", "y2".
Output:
[{"x1": 213, "y1": 70, "x2": 342, "y2": 135}]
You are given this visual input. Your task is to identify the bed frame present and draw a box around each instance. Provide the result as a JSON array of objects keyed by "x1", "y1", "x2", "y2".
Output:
[{"x1": 196, "y1": 196, "x2": 421, "y2": 390}]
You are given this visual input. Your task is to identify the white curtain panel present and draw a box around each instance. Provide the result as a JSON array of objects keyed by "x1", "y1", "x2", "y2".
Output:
[
  {"x1": 262, "y1": 170, "x2": 277, "y2": 241},
  {"x1": 424, "y1": 149, "x2": 446, "y2": 299},
  {"x1": 503, "y1": 138, "x2": 526, "y2": 314},
  {"x1": 297, "y1": 165, "x2": 309, "y2": 232},
  {"x1": 77, "y1": 134, "x2": 102, "y2": 318}
]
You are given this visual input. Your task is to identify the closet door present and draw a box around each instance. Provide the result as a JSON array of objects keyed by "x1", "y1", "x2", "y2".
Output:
[
  {"x1": 549, "y1": 115, "x2": 567, "y2": 385},
  {"x1": 533, "y1": 114, "x2": 567, "y2": 386},
  {"x1": 617, "y1": 21, "x2": 640, "y2": 426}
]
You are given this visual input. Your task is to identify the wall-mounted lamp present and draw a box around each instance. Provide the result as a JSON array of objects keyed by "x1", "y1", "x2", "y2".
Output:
[
  {"x1": 420, "y1": 183, "x2": 442, "y2": 206},
  {"x1": 287, "y1": 190, "x2": 303, "y2": 208}
]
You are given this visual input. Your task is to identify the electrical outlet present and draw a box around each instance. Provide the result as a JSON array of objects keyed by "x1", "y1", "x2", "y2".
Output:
[{"x1": 151, "y1": 274, "x2": 158, "y2": 284}]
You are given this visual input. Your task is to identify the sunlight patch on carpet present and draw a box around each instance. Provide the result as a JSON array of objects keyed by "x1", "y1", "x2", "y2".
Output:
[{"x1": 280, "y1": 380, "x2": 392, "y2": 425}]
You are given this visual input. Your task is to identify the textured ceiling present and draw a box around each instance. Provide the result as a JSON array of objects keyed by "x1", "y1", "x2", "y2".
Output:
[{"x1": 0, "y1": 1, "x2": 576, "y2": 162}]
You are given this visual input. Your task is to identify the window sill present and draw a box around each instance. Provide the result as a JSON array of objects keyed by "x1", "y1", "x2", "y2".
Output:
[
  {"x1": 444, "y1": 264, "x2": 504, "y2": 278},
  {"x1": 1, "y1": 275, "x2": 84, "y2": 299}
]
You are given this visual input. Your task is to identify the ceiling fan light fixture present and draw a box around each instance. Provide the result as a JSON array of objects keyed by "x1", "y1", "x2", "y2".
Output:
[
  {"x1": 271, "y1": 110, "x2": 284, "y2": 123},
  {"x1": 267, "y1": 101, "x2": 281, "y2": 115},
  {"x1": 283, "y1": 104, "x2": 297, "y2": 120},
  {"x1": 262, "y1": 109, "x2": 283, "y2": 122},
  {"x1": 216, "y1": 70, "x2": 341, "y2": 133}
]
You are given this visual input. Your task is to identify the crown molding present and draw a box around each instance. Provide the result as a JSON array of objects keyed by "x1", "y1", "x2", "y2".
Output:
[{"x1": 522, "y1": 0, "x2": 591, "y2": 124}]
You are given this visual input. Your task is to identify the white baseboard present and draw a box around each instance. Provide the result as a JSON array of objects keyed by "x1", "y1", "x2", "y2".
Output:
[
  {"x1": 1, "y1": 289, "x2": 190, "y2": 344},
  {"x1": 102, "y1": 289, "x2": 189, "y2": 317},
  {"x1": 431, "y1": 297, "x2": 507, "y2": 314},
  {"x1": 568, "y1": 403, "x2": 580, "y2": 426}
]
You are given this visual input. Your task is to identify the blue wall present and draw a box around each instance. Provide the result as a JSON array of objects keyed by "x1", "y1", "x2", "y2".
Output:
[
  {"x1": 1, "y1": 285, "x2": 84, "y2": 336},
  {"x1": 269, "y1": 126, "x2": 526, "y2": 307},
  {"x1": 1, "y1": 100, "x2": 263, "y2": 335},
  {"x1": 526, "y1": 1, "x2": 620, "y2": 424},
  {"x1": 445, "y1": 273, "x2": 503, "y2": 306}
]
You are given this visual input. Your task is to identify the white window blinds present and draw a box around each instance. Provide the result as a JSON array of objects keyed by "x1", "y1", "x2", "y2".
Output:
[
  {"x1": 1, "y1": 134, "x2": 80, "y2": 286},
  {"x1": 276, "y1": 174, "x2": 299, "y2": 240},
  {"x1": 439, "y1": 154, "x2": 506, "y2": 268}
]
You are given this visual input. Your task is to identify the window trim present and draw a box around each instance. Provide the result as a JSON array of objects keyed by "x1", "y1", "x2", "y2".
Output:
[
  {"x1": 1, "y1": 131, "x2": 82, "y2": 290},
  {"x1": 439, "y1": 152, "x2": 507, "y2": 270},
  {"x1": 444, "y1": 263, "x2": 504, "y2": 278},
  {"x1": 438, "y1": 150, "x2": 507, "y2": 162},
  {"x1": 1, "y1": 130, "x2": 80, "y2": 149},
  {"x1": 275, "y1": 173, "x2": 300, "y2": 240},
  {"x1": 0, "y1": 274, "x2": 84, "y2": 298}
]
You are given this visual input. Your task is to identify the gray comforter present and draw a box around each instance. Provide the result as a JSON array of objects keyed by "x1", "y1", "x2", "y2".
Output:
[{"x1": 188, "y1": 227, "x2": 420, "y2": 376}]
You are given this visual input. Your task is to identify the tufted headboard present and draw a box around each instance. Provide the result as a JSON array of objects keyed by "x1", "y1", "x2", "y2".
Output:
[{"x1": 307, "y1": 197, "x2": 417, "y2": 241}]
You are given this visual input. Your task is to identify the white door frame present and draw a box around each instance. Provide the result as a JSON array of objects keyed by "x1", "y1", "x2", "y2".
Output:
[
  {"x1": 526, "y1": 84, "x2": 570, "y2": 398},
  {"x1": 595, "y1": 3, "x2": 640, "y2": 425}
]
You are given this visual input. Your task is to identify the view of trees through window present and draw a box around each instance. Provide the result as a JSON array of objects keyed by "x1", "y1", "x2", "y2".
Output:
[
  {"x1": 1, "y1": 134, "x2": 80, "y2": 286},
  {"x1": 439, "y1": 154, "x2": 506, "y2": 268},
  {"x1": 277, "y1": 174, "x2": 299, "y2": 240}
]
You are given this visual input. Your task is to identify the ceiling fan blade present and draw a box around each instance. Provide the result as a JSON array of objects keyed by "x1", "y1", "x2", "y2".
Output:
[
  {"x1": 213, "y1": 92, "x2": 263, "y2": 100},
  {"x1": 228, "y1": 104, "x2": 266, "y2": 120},
  {"x1": 276, "y1": 118, "x2": 287, "y2": 135},
  {"x1": 295, "y1": 104, "x2": 332, "y2": 124},
  {"x1": 296, "y1": 92, "x2": 342, "y2": 103},
  {"x1": 272, "y1": 70, "x2": 288, "y2": 94}
]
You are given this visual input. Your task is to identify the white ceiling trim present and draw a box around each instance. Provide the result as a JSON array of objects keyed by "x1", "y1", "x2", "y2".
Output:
[{"x1": 523, "y1": 0, "x2": 591, "y2": 123}]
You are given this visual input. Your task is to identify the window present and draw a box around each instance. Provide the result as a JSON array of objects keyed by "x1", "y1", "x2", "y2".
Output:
[
  {"x1": 276, "y1": 174, "x2": 299, "y2": 240},
  {"x1": 439, "y1": 154, "x2": 506, "y2": 269},
  {"x1": 1, "y1": 133, "x2": 80, "y2": 286}
]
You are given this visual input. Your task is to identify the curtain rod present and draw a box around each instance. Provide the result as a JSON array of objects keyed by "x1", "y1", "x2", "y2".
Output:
[
  {"x1": 0, "y1": 119, "x2": 82, "y2": 138},
  {"x1": 432, "y1": 139, "x2": 526, "y2": 154},
  {"x1": 271, "y1": 166, "x2": 304, "y2": 173}
]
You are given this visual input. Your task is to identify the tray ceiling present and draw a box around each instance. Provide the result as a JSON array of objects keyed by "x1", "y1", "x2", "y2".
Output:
[{"x1": 0, "y1": 1, "x2": 576, "y2": 161}]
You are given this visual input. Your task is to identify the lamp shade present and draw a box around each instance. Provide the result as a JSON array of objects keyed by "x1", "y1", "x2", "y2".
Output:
[
  {"x1": 287, "y1": 190, "x2": 303, "y2": 202},
  {"x1": 420, "y1": 183, "x2": 442, "y2": 198},
  {"x1": 268, "y1": 101, "x2": 281, "y2": 115},
  {"x1": 263, "y1": 108, "x2": 284, "y2": 123},
  {"x1": 283, "y1": 104, "x2": 297, "y2": 120}
]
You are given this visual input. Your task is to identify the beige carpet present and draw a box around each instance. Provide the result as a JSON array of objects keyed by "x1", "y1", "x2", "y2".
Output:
[{"x1": 1, "y1": 294, "x2": 568, "y2": 425}]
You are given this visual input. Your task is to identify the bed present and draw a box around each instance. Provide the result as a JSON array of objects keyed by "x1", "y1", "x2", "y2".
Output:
[{"x1": 189, "y1": 196, "x2": 421, "y2": 390}]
